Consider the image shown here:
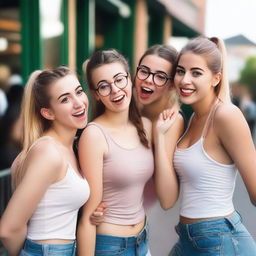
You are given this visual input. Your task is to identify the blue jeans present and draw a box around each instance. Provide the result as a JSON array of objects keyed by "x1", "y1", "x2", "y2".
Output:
[
  {"x1": 169, "y1": 212, "x2": 256, "y2": 256},
  {"x1": 19, "y1": 239, "x2": 76, "y2": 256},
  {"x1": 95, "y1": 222, "x2": 149, "y2": 256}
]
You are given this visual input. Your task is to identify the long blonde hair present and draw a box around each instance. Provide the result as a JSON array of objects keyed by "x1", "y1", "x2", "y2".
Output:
[
  {"x1": 13, "y1": 66, "x2": 73, "y2": 187},
  {"x1": 176, "y1": 36, "x2": 231, "y2": 103}
]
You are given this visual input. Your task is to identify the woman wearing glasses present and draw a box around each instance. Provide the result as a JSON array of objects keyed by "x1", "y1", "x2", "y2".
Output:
[
  {"x1": 77, "y1": 49, "x2": 154, "y2": 256},
  {"x1": 134, "y1": 45, "x2": 185, "y2": 211},
  {"x1": 135, "y1": 45, "x2": 181, "y2": 123}
]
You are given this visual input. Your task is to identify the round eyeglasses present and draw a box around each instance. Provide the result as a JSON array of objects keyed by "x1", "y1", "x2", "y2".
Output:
[
  {"x1": 94, "y1": 74, "x2": 128, "y2": 97},
  {"x1": 136, "y1": 67, "x2": 171, "y2": 87}
]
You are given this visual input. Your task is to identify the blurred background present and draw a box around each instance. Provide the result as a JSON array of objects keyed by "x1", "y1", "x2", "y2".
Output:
[{"x1": 0, "y1": 0, "x2": 256, "y2": 255}]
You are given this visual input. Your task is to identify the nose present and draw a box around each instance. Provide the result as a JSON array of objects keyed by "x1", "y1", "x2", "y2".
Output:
[
  {"x1": 110, "y1": 83, "x2": 120, "y2": 94},
  {"x1": 181, "y1": 72, "x2": 191, "y2": 85},
  {"x1": 145, "y1": 73, "x2": 154, "y2": 84},
  {"x1": 73, "y1": 95, "x2": 85, "y2": 108}
]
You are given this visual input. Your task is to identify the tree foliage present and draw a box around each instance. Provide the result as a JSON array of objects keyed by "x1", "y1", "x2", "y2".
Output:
[{"x1": 239, "y1": 56, "x2": 256, "y2": 100}]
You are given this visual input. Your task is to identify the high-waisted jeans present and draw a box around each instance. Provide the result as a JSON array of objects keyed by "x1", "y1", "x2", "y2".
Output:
[
  {"x1": 169, "y1": 212, "x2": 256, "y2": 256},
  {"x1": 19, "y1": 239, "x2": 76, "y2": 256},
  {"x1": 95, "y1": 221, "x2": 150, "y2": 256}
]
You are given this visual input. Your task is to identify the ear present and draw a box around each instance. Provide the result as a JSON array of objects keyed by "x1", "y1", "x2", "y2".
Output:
[
  {"x1": 40, "y1": 108, "x2": 55, "y2": 120},
  {"x1": 212, "y1": 72, "x2": 222, "y2": 87}
]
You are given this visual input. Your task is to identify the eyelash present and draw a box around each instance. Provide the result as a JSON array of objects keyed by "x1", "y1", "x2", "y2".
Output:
[{"x1": 60, "y1": 89, "x2": 84, "y2": 103}]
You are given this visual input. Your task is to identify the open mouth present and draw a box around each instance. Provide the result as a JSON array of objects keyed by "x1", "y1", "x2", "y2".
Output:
[
  {"x1": 72, "y1": 109, "x2": 85, "y2": 117},
  {"x1": 111, "y1": 95, "x2": 125, "y2": 103},
  {"x1": 141, "y1": 87, "x2": 154, "y2": 94},
  {"x1": 180, "y1": 88, "x2": 195, "y2": 97}
]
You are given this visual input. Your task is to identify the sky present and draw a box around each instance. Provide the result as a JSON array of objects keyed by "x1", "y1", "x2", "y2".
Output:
[{"x1": 205, "y1": 0, "x2": 256, "y2": 43}]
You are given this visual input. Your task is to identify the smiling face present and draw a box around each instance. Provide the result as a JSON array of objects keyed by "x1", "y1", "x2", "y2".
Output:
[
  {"x1": 174, "y1": 52, "x2": 221, "y2": 106},
  {"x1": 41, "y1": 74, "x2": 89, "y2": 130},
  {"x1": 135, "y1": 54, "x2": 173, "y2": 105},
  {"x1": 91, "y1": 62, "x2": 132, "y2": 113}
]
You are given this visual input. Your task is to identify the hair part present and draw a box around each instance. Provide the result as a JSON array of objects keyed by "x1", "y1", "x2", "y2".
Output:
[{"x1": 84, "y1": 49, "x2": 149, "y2": 148}]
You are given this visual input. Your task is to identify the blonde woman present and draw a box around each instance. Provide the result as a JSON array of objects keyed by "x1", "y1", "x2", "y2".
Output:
[{"x1": 0, "y1": 66, "x2": 90, "y2": 256}]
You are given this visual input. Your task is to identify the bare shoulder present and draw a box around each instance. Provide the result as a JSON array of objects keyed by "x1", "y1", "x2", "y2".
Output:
[
  {"x1": 78, "y1": 122, "x2": 108, "y2": 154},
  {"x1": 215, "y1": 103, "x2": 244, "y2": 125},
  {"x1": 214, "y1": 103, "x2": 249, "y2": 139},
  {"x1": 79, "y1": 123, "x2": 107, "y2": 143},
  {"x1": 25, "y1": 137, "x2": 63, "y2": 169}
]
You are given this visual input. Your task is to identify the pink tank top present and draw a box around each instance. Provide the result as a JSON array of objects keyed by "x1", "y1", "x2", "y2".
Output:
[{"x1": 88, "y1": 122, "x2": 154, "y2": 225}]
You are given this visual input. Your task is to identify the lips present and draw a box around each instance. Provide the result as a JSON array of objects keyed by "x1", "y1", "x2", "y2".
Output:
[
  {"x1": 179, "y1": 88, "x2": 195, "y2": 97},
  {"x1": 72, "y1": 109, "x2": 85, "y2": 117},
  {"x1": 111, "y1": 95, "x2": 125, "y2": 103},
  {"x1": 138, "y1": 86, "x2": 154, "y2": 99}
]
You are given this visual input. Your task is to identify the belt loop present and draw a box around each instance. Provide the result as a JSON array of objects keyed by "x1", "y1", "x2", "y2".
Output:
[
  {"x1": 225, "y1": 212, "x2": 240, "y2": 230},
  {"x1": 186, "y1": 224, "x2": 193, "y2": 241}
]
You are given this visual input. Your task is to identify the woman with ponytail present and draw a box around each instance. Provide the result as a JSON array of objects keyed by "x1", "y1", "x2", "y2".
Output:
[
  {"x1": 0, "y1": 66, "x2": 90, "y2": 256},
  {"x1": 77, "y1": 49, "x2": 154, "y2": 256},
  {"x1": 156, "y1": 36, "x2": 256, "y2": 255}
]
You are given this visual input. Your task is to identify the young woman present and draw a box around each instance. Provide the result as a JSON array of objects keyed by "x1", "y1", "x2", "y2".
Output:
[
  {"x1": 162, "y1": 36, "x2": 256, "y2": 255},
  {"x1": 134, "y1": 45, "x2": 185, "y2": 210},
  {"x1": 77, "y1": 49, "x2": 154, "y2": 256},
  {"x1": 135, "y1": 44, "x2": 180, "y2": 122},
  {"x1": 0, "y1": 66, "x2": 90, "y2": 256}
]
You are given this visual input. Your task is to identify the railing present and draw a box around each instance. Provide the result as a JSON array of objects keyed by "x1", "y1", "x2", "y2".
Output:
[
  {"x1": 0, "y1": 168, "x2": 11, "y2": 256},
  {"x1": 0, "y1": 168, "x2": 11, "y2": 216}
]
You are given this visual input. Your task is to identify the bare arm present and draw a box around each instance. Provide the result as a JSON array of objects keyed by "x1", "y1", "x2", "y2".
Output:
[
  {"x1": 216, "y1": 104, "x2": 256, "y2": 205},
  {"x1": 77, "y1": 125, "x2": 106, "y2": 256},
  {"x1": 154, "y1": 110, "x2": 184, "y2": 209},
  {"x1": 0, "y1": 141, "x2": 62, "y2": 255}
]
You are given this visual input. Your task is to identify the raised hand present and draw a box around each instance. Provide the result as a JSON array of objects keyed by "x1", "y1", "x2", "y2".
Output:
[{"x1": 155, "y1": 108, "x2": 179, "y2": 135}]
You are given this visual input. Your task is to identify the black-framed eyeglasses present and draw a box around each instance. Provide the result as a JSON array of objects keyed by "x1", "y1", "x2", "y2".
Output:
[
  {"x1": 136, "y1": 67, "x2": 171, "y2": 87},
  {"x1": 94, "y1": 74, "x2": 128, "y2": 97}
]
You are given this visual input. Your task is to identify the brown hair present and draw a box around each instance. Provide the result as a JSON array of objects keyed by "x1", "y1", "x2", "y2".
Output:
[
  {"x1": 137, "y1": 44, "x2": 179, "y2": 105},
  {"x1": 84, "y1": 49, "x2": 149, "y2": 148},
  {"x1": 175, "y1": 36, "x2": 230, "y2": 102},
  {"x1": 138, "y1": 44, "x2": 178, "y2": 80}
]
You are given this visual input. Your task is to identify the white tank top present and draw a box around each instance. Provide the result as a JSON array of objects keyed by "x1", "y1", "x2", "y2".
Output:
[
  {"x1": 27, "y1": 163, "x2": 90, "y2": 240},
  {"x1": 174, "y1": 101, "x2": 237, "y2": 218}
]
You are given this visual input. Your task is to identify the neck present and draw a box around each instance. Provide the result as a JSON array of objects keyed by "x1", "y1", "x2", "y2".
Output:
[
  {"x1": 141, "y1": 95, "x2": 172, "y2": 122},
  {"x1": 192, "y1": 95, "x2": 217, "y2": 119},
  {"x1": 101, "y1": 109, "x2": 130, "y2": 129},
  {"x1": 45, "y1": 127, "x2": 76, "y2": 150}
]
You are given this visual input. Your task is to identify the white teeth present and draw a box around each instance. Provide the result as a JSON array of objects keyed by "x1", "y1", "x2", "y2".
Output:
[
  {"x1": 73, "y1": 110, "x2": 85, "y2": 116},
  {"x1": 142, "y1": 87, "x2": 153, "y2": 92},
  {"x1": 112, "y1": 95, "x2": 124, "y2": 102},
  {"x1": 181, "y1": 88, "x2": 194, "y2": 93}
]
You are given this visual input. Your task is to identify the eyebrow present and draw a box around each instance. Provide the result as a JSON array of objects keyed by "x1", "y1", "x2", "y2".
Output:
[
  {"x1": 177, "y1": 65, "x2": 204, "y2": 72},
  {"x1": 96, "y1": 72, "x2": 126, "y2": 86},
  {"x1": 57, "y1": 85, "x2": 82, "y2": 100},
  {"x1": 139, "y1": 65, "x2": 168, "y2": 75}
]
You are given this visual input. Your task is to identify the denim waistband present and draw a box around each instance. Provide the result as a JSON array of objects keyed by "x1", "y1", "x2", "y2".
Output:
[
  {"x1": 176, "y1": 212, "x2": 242, "y2": 238},
  {"x1": 23, "y1": 239, "x2": 76, "y2": 252},
  {"x1": 96, "y1": 219, "x2": 149, "y2": 247}
]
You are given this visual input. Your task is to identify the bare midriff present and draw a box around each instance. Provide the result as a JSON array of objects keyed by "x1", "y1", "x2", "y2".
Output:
[
  {"x1": 97, "y1": 218, "x2": 145, "y2": 237},
  {"x1": 32, "y1": 239, "x2": 74, "y2": 244},
  {"x1": 179, "y1": 211, "x2": 235, "y2": 224}
]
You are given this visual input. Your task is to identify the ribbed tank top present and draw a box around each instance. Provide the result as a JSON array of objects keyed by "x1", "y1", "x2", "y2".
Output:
[
  {"x1": 26, "y1": 137, "x2": 90, "y2": 240},
  {"x1": 173, "y1": 101, "x2": 238, "y2": 218},
  {"x1": 88, "y1": 122, "x2": 154, "y2": 225}
]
